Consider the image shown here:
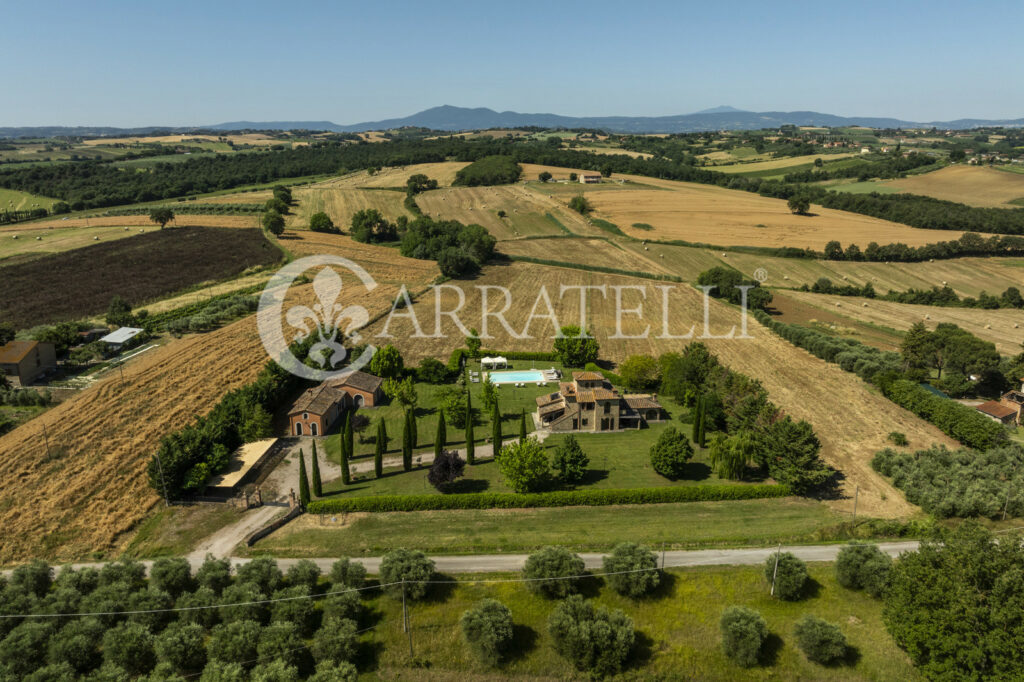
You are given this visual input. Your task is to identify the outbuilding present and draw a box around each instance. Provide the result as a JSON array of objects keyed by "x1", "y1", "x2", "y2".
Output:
[
  {"x1": 0, "y1": 340, "x2": 56, "y2": 386},
  {"x1": 98, "y1": 327, "x2": 144, "y2": 352}
]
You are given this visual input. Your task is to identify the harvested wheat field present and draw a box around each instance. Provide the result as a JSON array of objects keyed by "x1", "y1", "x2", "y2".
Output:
[
  {"x1": 362, "y1": 261, "x2": 956, "y2": 518},
  {"x1": 0, "y1": 235, "x2": 437, "y2": 564},
  {"x1": 0, "y1": 224, "x2": 141, "y2": 261},
  {"x1": 580, "y1": 183, "x2": 965, "y2": 249},
  {"x1": 785, "y1": 291, "x2": 1024, "y2": 356},
  {"x1": 194, "y1": 189, "x2": 274, "y2": 204},
  {"x1": 316, "y1": 162, "x2": 470, "y2": 189},
  {"x1": 707, "y1": 153, "x2": 855, "y2": 174},
  {"x1": 286, "y1": 187, "x2": 412, "y2": 231},
  {"x1": 17, "y1": 214, "x2": 257, "y2": 230},
  {"x1": 502, "y1": 236, "x2": 676, "y2": 273},
  {"x1": 416, "y1": 185, "x2": 603, "y2": 240},
  {"x1": 82, "y1": 133, "x2": 279, "y2": 146},
  {"x1": 881, "y1": 165, "x2": 1024, "y2": 207}
]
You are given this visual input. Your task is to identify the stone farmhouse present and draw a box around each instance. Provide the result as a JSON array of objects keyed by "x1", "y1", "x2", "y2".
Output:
[
  {"x1": 288, "y1": 370, "x2": 385, "y2": 436},
  {"x1": 535, "y1": 370, "x2": 664, "y2": 432}
]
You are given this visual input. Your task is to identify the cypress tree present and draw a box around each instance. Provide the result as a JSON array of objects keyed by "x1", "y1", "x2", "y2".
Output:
[
  {"x1": 692, "y1": 396, "x2": 703, "y2": 443},
  {"x1": 519, "y1": 409, "x2": 527, "y2": 442},
  {"x1": 297, "y1": 448, "x2": 310, "y2": 507},
  {"x1": 340, "y1": 411, "x2": 351, "y2": 485},
  {"x1": 310, "y1": 439, "x2": 322, "y2": 497},
  {"x1": 491, "y1": 401, "x2": 502, "y2": 459},
  {"x1": 434, "y1": 408, "x2": 446, "y2": 459},
  {"x1": 696, "y1": 398, "x2": 707, "y2": 448},
  {"x1": 465, "y1": 390, "x2": 475, "y2": 465},
  {"x1": 410, "y1": 408, "x2": 417, "y2": 448},
  {"x1": 402, "y1": 410, "x2": 413, "y2": 471},
  {"x1": 374, "y1": 419, "x2": 385, "y2": 479}
]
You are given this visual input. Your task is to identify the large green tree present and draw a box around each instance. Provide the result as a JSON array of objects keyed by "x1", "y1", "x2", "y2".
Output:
[
  {"x1": 553, "y1": 326, "x2": 600, "y2": 367},
  {"x1": 497, "y1": 437, "x2": 550, "y2": 493}
]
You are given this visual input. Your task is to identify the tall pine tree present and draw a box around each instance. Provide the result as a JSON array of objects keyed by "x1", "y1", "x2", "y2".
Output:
[
  {"x1": 310, "y1": 439, "x2": 322, "y2": 497},
  {"x1": 402, "y1": 409, "x2": 413, "y2": 471},
  {"x1": 491, "y1": 401, "x2": 502, "y2": 460},
  {"x1": 340, "y1": 411, "x2": 352, "y2": 485},
  {"x1": 465, "y1": 390, "x2": 475, "y2": 465},
  {"x1": 297, "y1": 448, "x2": 310, "y2": 507},
  {"x1": 434, "y1": 408, "x2": 446, "y2": 459},
  {"x1": 374, "y1": 419, "x2": 385, "y2": 479}
]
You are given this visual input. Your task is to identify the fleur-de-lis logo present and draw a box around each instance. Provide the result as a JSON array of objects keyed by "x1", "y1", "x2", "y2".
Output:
[{"x1": 257, "y1": 255, "x2": 378, "y2": 381}]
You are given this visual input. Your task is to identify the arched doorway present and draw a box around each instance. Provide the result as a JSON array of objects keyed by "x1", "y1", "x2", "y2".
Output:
[
  {"x1": 295, "y1": 423, "x2": 303, "y2": 436},
  {"x1": 311, "y1": 422, "x2": 318, "y2": 436},
  {"x1": 354, "y1": 394, "x2": 365, "y2": 408}
]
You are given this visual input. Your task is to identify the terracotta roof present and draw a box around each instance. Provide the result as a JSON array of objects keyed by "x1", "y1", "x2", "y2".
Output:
[
  {"x1": 1002, "y1": 391, "x2": 1024, "y2": 405},
  {"x1": 572, "y1": 371, "x2": 605, "y2": 381},
  {"x1": 560, "y1": 382, "x2": 576, "y2": 395},
  {"x1": 539, "y1": 403, "x2": 565, "y2": 417},
  {"x1": 0, "y1": 341, "x2": 38, "y2": 365},
  {"x1": 591, "y1": 387, "x2": 619, "y2": 401},
  {"x1": 576, "y1": 390, "x2": 595, "y2": 403},
  {"x1": 329, "y1": 370, "x2": 383, "y2": 393},
  {"x1": 536, "y1": 392, "x2": 561, "y2": 407},
  {"x1": 976, "y1": 401, "x2": 1016, "y2": 420},
  {"x1": 624, "y1": 394, "x2": 662, "y2": 410},
  {"x1": 289, "y1": 384, "x2": 346, "y2": 416}
]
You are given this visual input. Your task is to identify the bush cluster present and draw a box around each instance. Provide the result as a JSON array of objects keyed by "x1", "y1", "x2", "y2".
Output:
[
  {"x1": 547, "y1": 595, "x2": 635, "y2": 675},
  {"x1": 878, "y1": 379, "x2": 1007, "y2": 450},
  {"x1": 307, "y1": 482, "x2": 790, "y2": 514},
  {"x1": 0, "y1": 555, "x2": 364, "y2": 680},
  {"x1": 872, "y1": 444, "x2": 1024, "y2": 518},
  {"x1": 164, "y1": 295, "x2": 258, "y2": 335},
  {"x1": 835, "y1": 543, "x2": 892, "y2": 597},
  {"x1": 720, "y1": 606, "x2": 768, "y2": 667},
  {"x1": 764, "y1": 552, "x2": 808, "y2": 601}
]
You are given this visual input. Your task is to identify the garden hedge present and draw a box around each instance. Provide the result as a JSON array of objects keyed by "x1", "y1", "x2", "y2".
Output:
[{"x1": 307, "y1": 483, "x2": 789, "y2": 514}]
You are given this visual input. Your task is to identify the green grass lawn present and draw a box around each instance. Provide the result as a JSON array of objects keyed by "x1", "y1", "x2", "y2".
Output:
[
  {"x1": 123, "y1": 504, "x2": 245, "y2": 558},
  {"x1": 249, "y1": 497, "x2": 843, "y2": 556},
  {"x1": 0, "y1": 186, "x2": 59, "y2": 211},
  {"x1": 353, "y1": 563, "x2": 918, "y2": 680}
]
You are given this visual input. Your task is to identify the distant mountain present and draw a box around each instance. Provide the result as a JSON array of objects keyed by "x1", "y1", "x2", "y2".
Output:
[{"x1": 3, "y1": 106, "x2": 1024, "y2": 139}]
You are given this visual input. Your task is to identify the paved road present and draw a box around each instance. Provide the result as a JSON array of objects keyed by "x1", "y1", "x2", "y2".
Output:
[{"x1": 5, "y1": 541, "x2": 922, "y2": 577}]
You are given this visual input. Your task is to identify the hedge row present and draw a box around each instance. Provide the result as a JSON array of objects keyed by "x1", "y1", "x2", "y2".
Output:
[
  {"x1": 880, "y1": 379, "x2": 1007, "y2": 450},
  {"x1": 476, "y1": 348, "x2": 559, "y2": 361},
  {"x1": 307, "y1": 483, "x2": 790, "y2": 513},
  {"x1": 102, "y1": 203, "x2": 264, "y2": 216},
  {"x1": 507, "y1": 255, "x2": 683, "y2": 282}
]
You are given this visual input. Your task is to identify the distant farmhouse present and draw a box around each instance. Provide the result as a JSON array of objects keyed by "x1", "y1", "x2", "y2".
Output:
[
  {"x1": 0, "y1": 340, "x2": 56, "y2": 387},
  {"x1": 579, "y1": 173, "x2": 602, "y2": 184},
  {"x1": 978, "y1": 378, "x2": 1024, "y2": 426},
  {"x1": 535, "y1": 370, "x2": 663, "y2": 432},
  {"x1": 288, "y1": 370, "x2": 384, "y2": 436}
]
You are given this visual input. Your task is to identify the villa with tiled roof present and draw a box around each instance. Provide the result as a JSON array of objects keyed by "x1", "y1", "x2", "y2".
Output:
[{"x1": 535, "y1": 370, "x2": 664, "y2": 432}]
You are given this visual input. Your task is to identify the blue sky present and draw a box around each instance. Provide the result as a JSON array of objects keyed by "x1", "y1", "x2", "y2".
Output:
[{"x1": 4, "y1": 0, "x2": 1022, "y2": 126}]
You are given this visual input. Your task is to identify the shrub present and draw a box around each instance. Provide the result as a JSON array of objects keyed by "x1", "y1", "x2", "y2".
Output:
[
  {"x1": 428, "y1": 449, "x2": 466, "y2": 492},
  {"x1": 328, "y1": 558, "x2": 366, "y2": 589},
  {"x1": 234, "y1": 557, "x2": 282, "y2": 595},
  {"x1": 0, "y1": 621, "x2": 54, "y2": 677},
  {"x1": 175, "y1": 586, "x2": 220, "y2": 629},
  {"x1": 322, "y1": 587, "x2": 362, "y2": 623},
  {"x1": 547, "y1": 595, "x2": 635, "y2": 675},
  {"x1": 155, "y1": 622, "x2": 207, "y2": 673},
  {"x1": 102, "y1": 622, "x2": 156, "y2": 676},
  {"x1": 149, "y1": 557, "x2": 193, "y2": 598},
  {"x1": 568, "y1": 194, "x2": 592, "y2": 215},
  {"x1": 618, "y1": 354, "x2": 660, "y2": 391},
  {"x1": 285, "y1": 559, "x2": 321, "y2": 591},
  {"x1": 460, "y1": 599, "x2": 514, "y2": 667},
  {"x1": 552, "y1": 325, "x2": 599, "y2": 367},
  {"x1": 271, "y1": 585, "x2": 317, "y2": 636},
  {"x1": 764, "y1": 551, "x2": 807, "y2": 600},
  {"x1": 603, "y1": 543, "x2": 660, "y2": 598},
  {"x1": 197, "y1": 659, "x2": 247, "y2": 681},
  {"x1": 9, "y1": 559, "x2": 52, "y2": 598},
  {"x1": 552, "y1": 435, "x2": 589, "y2": 484},
  {"x1": 793, "y1": 616, "x2": 847, "y2": 664},
  {"x1": 310, "y1": 617, "x2": 358, "y2": 664},
  {"x1": 379, "y1": 549, "x2": 435, "y2": 600},
  {"x1": 835, "y1": 543, "x2": 892, "y2": 597},
  {"x1": 369, "y1": 344, "x2": 404, "y2": 379},
  {"x1": 497, "y1": 437, "x2": 551, "y2": 493},
  {"x1": 250, "y1": 658, "x2": 300, "y2": 681},
  {"x1": 208, "y1": 620, "x2": 261, "y2": 668},
  {"x1": 523, "y1": 547, "x2": 585, "y2": 598},
  {"x1": 308, "y1": 660, "x2": 358, "y2": 682},
  {"x1": 46, "y1": 617, "x2": 104, "y2": 673},
  {"x1": 720, "y1": 606, "x2": 768, "y2": 667},
  {"x1": 416, "y1": 357, "x2": 450, "y2": 383},
  {"x1": 257, "y1": 622, "x2": 307, "y2": 672},
  {"x1": 219, "y1": 582, "x2": 268, "y2": 624},
  {"x1": 649, "y1": 426, "x2": 694, "y2": 478},
  {"x1": 309, "y1": 212, "x2": 337, "y2": 233},
  {"x1": 307, "y1": 483, "x2": 789, "y2": 513}
]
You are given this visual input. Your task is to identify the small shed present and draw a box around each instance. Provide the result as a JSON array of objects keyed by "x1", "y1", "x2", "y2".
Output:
[
  {"x1": 204, "y1": 439, "x2": 279, "y2": 496},
  {"x1": 99, "y1": 327, "x2": 144, "y2": 352}
]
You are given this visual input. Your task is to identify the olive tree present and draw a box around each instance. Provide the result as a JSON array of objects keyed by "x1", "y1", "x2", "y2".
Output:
[
  {"x1": 720, "y1": 606, "x2": 768, "y2": 667},
  {"x1": 794, "y1": 616, "x2": 847, "y2": 664},
  {"x1": 603, "y1": 543, "x2": 660, "y2": 598},
  {"x1": 102, "y1": 622, "x2": 156, "y2": 676},
  {"x1": 835, "y1": 543, "x2": 892, "y2": 597},
  {"x1": 460, "y1": 599, "x2": 514, "y2": 666},
  {"x1": 764, "y1": 551, "x2": 808, "y2": 601},
  {"x1": 547, "y1": 595, "x2": 634, "y2": 675},
  {"x1": 379, "y1": 549, "x2": 435, "y2": 600},
  {"x1": 523, "y1": 547, "x2": 585, "y2": 598},
  {"x1": 155, "y1": 621, "x2": 207, "y2": 673}
]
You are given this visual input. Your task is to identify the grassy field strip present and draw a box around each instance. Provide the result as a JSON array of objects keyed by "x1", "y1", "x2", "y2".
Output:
[{"x1": 705, "y1": 153, "x2": 856, "y2": 174}]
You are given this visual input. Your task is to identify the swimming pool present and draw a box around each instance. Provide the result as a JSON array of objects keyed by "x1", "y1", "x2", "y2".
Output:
[{"x1": 489, "y1": 370, "x2": 546, "y2": 384}]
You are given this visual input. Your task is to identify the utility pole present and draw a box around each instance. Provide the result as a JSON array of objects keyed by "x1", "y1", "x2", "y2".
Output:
[
  {"x1": 852, "y1": 485, "x2": 859, "y2": 523},
  {"x1": 661, "y1": 543, "x2": 666, "y2": 569},
  {"x1": 769, "y1": 543, "x2": 782, "y2": 597},
  {"x1": 402, "y1": 580, "x2": 413, "y2": 657},
  {"x1": 42, "y1": 422, "x2": 51, "y2": 459}
]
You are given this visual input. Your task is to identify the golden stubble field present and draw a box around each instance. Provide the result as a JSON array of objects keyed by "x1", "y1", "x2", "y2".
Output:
[
  {"x1": 13, "y1": 214, "x2": 257, "y2": 230},
  {"x1": 286, "y1": 186, "x2": 412, "y2": 231},
  {"x1": 363, "y1": 261, "x2": 956, "y2": 518},
  {"x1": 881, "y1": 165, "x2": 1024, "y2": 207},
  {"x1": 583, "y1": 183, "x2": 965, "y2": 249},
  {"x1": 784, "y1": 290, "x2": 1024, "y2": 356},
  {"x1": 706, "y1": 153, "x2": 856, "y2": 173},
  {"x1": 0, "y1": 235, "x2": 438, "y2": 564}
]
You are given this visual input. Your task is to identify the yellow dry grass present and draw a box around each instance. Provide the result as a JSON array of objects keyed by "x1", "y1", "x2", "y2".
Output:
[
  {"x1": 362, "y1": 261, "x2": 956, "y2": 518},
  {"x1": 581, "y1": 184, "x2": 964, "y2": 249},
  {"x1": 0, "y1": 235, "x2": 437, "y2": 563},
  {"x1": 194, "y1": 190, "x2": 274, "y2": 204},
  {"x1": 784, "y1": 291, "x2": 1024, "y2": 356},
  {"x1": 0, "y1": 224, "x2": 141, "y2": 261},
  {"x1": 416, "y1": 185, "x2": 600, "y2": 240},
  {"x1": 501, "y1": 237, "x2": 670, "y2": 273},
  {"x1": 706, "y1": 153, "x2": 855, "y2": 173},
  {"x1": 286, "y1": 187, "x2": 412, "y2": 231},
  {"x1": 881, "y1": 165, "x2": 1024, "y2": 207},
  {"x1": 574, "y1": 146, "x2": 653, "y2": 159},
  {"x1": 17, "y1": 215, "x2": 257, "y2": 230},
  {"x1": 314, "y1": 162, "x2": 470, "y2": 189}
]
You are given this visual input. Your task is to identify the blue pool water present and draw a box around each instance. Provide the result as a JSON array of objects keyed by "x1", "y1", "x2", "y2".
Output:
[{"x1": 489, "y1": 370, "x2": 546, "y2": 384}]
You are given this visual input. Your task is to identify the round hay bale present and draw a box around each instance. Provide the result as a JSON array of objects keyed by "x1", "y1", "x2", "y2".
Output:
[
  {"x1": 985, "y1": 324, "x2": 992, "y2": 329},
  {"x1": 862, "y1": 302, "x2": 868, "y2": 307},
  {"x1": 835, "y1": 302, "x2": 842, "y2": 307},
  {"x1": 11, "y1": 235, "x2": 18, "y2": 239},
  {"x1": 94, "y1": 236, "x2": 99, "y2": 240},
  {"x1": 36, "y1": 236, "x2": 42, "y2": 241},
  {"x1": 924, "y1": 314, "x2": 930, "y2": 320},
  {"x1": 783, "y1": 275, "x2": 789, "y2": 280}
]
